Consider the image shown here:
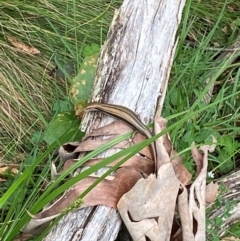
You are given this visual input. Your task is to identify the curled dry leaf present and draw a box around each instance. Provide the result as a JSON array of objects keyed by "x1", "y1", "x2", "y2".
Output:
[
  {"x1": 59, "y1": 121, "x2": 153, "y2": 162},
  {"x1": 188, "y1": 136, "x2": 217, "y2": 241},
  {"x1": 23, "y1": 119, "x2": 154, "y2": 235},
  {"x1": 64, "y1": 155, "x2": 153, "y2": 175},
  {"x1": 83, "y1": 120, "x2": 133, "y2": 139},
  {"x1": 21, "y1": 211, "x2": 60, "y2": 235},
  {"x1": 191, "y1": 143, "x2": 203, "y2": 176},
  {"x1": 59, "y1": 141, "x2": 81, "y2": 162},
  {"x1": 6, "y1": 35, "x2": 40, "y2": 55},
  {"x1": 59, "y1": 121, "x2": 146, "y2": 162},
  {"x1": 154, "y1": 113, "x2": 192, "y2": 185},
  {"x1": 174, "y1": 136, "x2": 217, "y2": 241},
  {"x1": 117, "y1": 163, "x2": 180, "y2": 241},
  {"x1": 22, "y1": 167, "x2": 145, "y2": 235},
  {"x1": 206, "y1": 182, "x2": 219, "y2": 204},
  {"x1": 13, "y1": 233, "x2": 34, "y2": 241},
  {"x1": 154, "y1": 116, "x2": 172, "y2": 156},
  {"x1": 177, "y1": 184, "x2": 195, "y2": 241},
  {"x1": 116, "y1": 114, "x2": 181, "y2": 241},
  {"x1": 0, "y1": 164, "x2": 19, "y2": 179},
  {"x1": 154, "y1": 115, "x2": 171, "y2": 169},
  {"x1": 51, "y1": 162, "x2": 60, "y2": 181},
  {"x1": 171, "y1": 151, "x2": 192, "y2": 185},
  {"x1": 71, "y1": 133, "x2": 152, "y2": 158}
]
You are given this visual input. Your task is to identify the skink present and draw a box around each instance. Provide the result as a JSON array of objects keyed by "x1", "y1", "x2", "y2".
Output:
[{"x1": 85, "y1": 102, "x2": 156, "y2": 170}]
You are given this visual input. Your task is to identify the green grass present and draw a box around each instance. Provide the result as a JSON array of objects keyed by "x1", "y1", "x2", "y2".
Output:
[
  {"x1": 0, "y1": 0, "x2": 240, "y2": 240},
  {"x1": 0, "y1": 0, "x2": 122, "y2": 163}
]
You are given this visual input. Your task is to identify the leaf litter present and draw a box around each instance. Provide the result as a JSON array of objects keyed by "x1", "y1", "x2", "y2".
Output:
[{"x1": 21, "y1": 113, "x2": 218, "y2": 241}]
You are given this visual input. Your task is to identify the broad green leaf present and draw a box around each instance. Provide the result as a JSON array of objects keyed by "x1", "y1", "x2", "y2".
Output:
[
  {"x1": 170, "y1": 89, "x2": 180, "y2": 107},
  {"x1": 52, "y1": 100, "x2": 74, "y2": 113},
  {"x1": 83, "y1": 43, "x2": 100, "y2": 57},
  {"x1": 69, "y1": 52, "x2": 98, "y2": 106},
  {"x1": 44, "y1": 111, "x2": 83, "y2": 145}
]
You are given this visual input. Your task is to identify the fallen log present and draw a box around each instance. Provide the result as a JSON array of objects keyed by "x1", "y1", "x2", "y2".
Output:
[
  {"x1": 43, "y1": 0, "x2": 186, "y2": 240},
  {"x1": 207, "y1": 169, "x2": 240, "y2": 239}
]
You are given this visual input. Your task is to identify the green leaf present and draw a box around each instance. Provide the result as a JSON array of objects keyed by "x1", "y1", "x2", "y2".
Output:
[
  {"x1": 44, "y1": 111, "x2": 84, "y2": 145},
  {"x1": 83, "y1": 43, "x2": 100, "y2": 57},
  {"x1": 182, "y1": 128, "x2": 194, "y2": 144},
  {"x1": 228, "y1": 222, "x2": 240, "y2": 237},
  {"x1": 194, "y1": 128, "x2": 212, "y2": 143},
  {"x1": 220, "y1": 136, "x2": 240, "y2": 155},
  {"x1": 31, "y1": 131, "x2": 44, "y2": 144},
  {"x1": 170, "y1": 89, "x2": 180, "y2": 107},
  {"x1": 69, "y1": 52, "x2": 98, "y2": 105},
  {"x1": 52, "y1": 100, "x2": 74, "y2": 113},
  {"x1": 218, "y1": 153, "x2": 233, "y2": 174}
]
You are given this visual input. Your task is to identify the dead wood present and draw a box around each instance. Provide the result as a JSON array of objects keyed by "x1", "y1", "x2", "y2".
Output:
[
  {"x1": 42, "y1": 0, "x2": 186, "y2": 240},
  {"x1": 207, "y1": 169, "x2": 240, "y2": 239}
]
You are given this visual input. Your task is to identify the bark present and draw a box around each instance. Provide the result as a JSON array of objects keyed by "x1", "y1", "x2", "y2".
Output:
[
  {"x1": 43, "y1": 0, "x2": 186, "y2": 240},
  {"x1": 207, "y1": 170, "x2": 240, "y2": 239}
]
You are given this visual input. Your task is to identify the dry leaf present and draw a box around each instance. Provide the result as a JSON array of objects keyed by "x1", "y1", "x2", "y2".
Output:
[
  {"x1": 69, "y1": 155, "x2": 153, "y2": 174},
  {"x1": 206, "y1": 182, "x2": 219, "y2": 204},
  {"x1": 21, "y1": 211, "x2": 59, "y2": 235},
  {"x1": 0, "y1": 177, "x2": 6, "y2": 182},
  {"x1": 117, "y1": 163, "x2": 180, "y2": 241},
  {"x1": 59, "y1": 141, "x2": 80, "y2": 162},
  {"x1": 191, "y1": 143, "x2": 203, "y2": 176},
  {"x1": 13, "y1": 233, "x2": 34, "y2": 241},
  {"x1": 189, "y1": 136, "x2": 217, "y2": 241},
  {"x1": 154, "y1": 116, "x2": 171, "y2": 169},
  {"x1": 171, "y1": 151, "x2": 192, "y2": 185},
  {"x1": 22, "y1": 167, "x2": 145, "y2": 235},
  {"x1": 51, "y1": 162, "x2": 60, "y2": 181},
  {"x1": 22, "y1": 118, "x2": 155, "y2": 235},
  {"x1": 83, "y1": 120, "x2": 133, "y2": 139},
  {"x1": 176, "y1": 184, "x2": 195, "y2": 241},
  {"x1": 0, "y1": 165, "x2": 19, "y2": 177},
  {"x1": 6, "y1": 35, "x2": 40, "y2": 55},
  {"x1": 116, "y1": 114, "x2": 180, "y2": 241},
  {"x1": 154, "y1": 113, "x2": 192, "y2": 185},
  {"x1": 59, "y1": 120, "x2": 153, "y2": 163}
]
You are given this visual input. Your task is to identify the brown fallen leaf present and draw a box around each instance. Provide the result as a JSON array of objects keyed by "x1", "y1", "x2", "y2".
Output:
[
  {"x1": 0, "y1": 177, "x2": 6, "y2": 182},
  {"x1": 13, "y1": 233, "x2": 34, "y2": 241},
  {"x1": 6, "y1": 35, "x2": 40, "y2": 55},
  {"x1": 116, "y1": 114, "x2": 181, "y2": 241},
  {"x1": 174, "y1": 136, "x2": 217, "y2": 241},
  {"x1": 206, "y1": 182, "x2": 219, "y2": 204},
  {"x1": 154, "y1": 115, "x2": 171, "y2": 169},
  {"x1": 154, "y1": 112, "x2": 192, "y2": 185},
  {"x1": 117, "y1": 163, "x2": 180, "y2": 241},
  {"x1": 59, "y1": 120, "x2": 153, "y2": 162},
  {"x1": 176, "y1": 184, "x2": 195, "y2": 241},
  {"x1": 189, "y1": 136, "x2": 217, "y2": 241},
  {"x1": 0, "y1": 164, "x2": 19, "y2": 178},
  {"x1": 171, "y1": 152, "x2": 192, "y2": 185},
  {"x1": 22, "y1": 167, "x2": 145, "y2": 235},
  {"x1": 191, "y1": 143, "x2": 203, "y2": 176}
]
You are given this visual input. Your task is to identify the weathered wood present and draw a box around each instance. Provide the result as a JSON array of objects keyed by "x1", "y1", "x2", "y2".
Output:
[
  {"x1": 207, "y1": 170, "x2": 240, "y2": 239},
  {"x1": 44, "y1": 206, "x2": 122, "y2": 241},
  {"x1": 43, "y1": 0, "x2": 185, "y2": 240}
]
